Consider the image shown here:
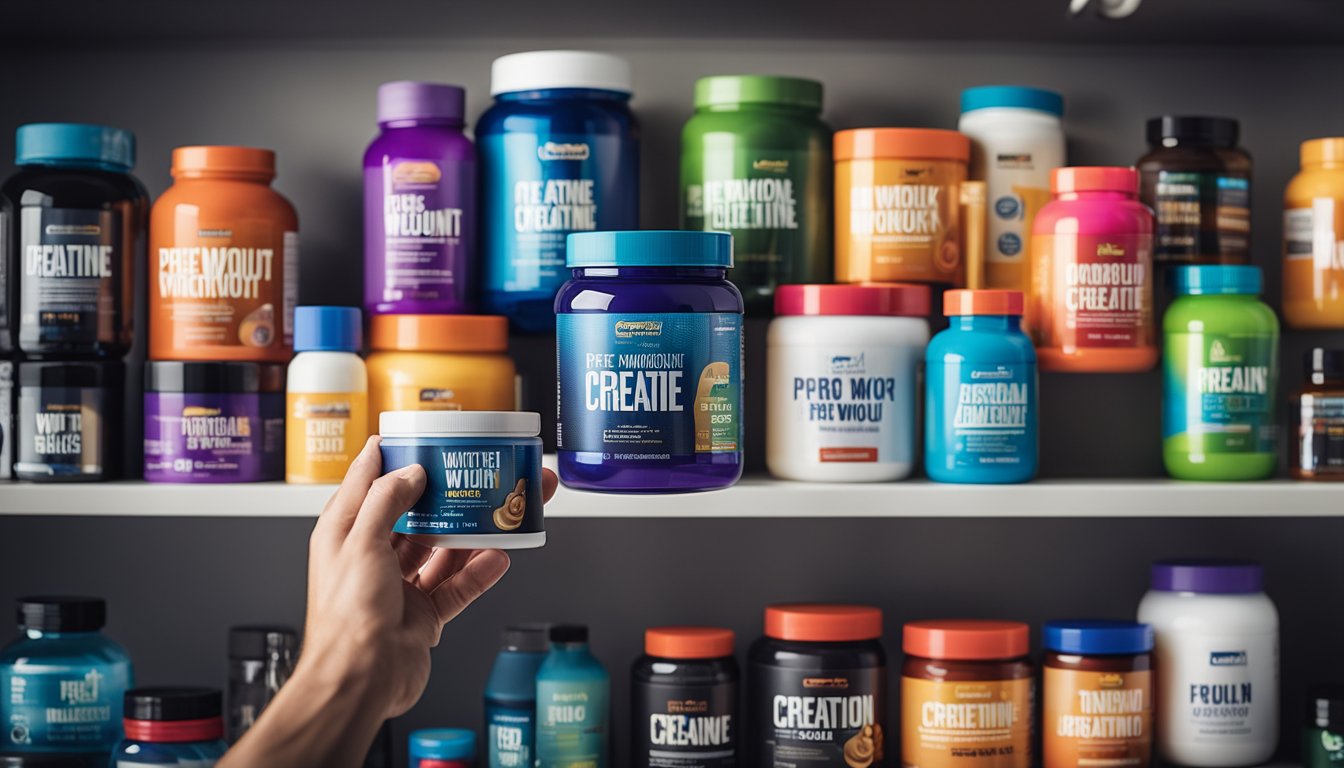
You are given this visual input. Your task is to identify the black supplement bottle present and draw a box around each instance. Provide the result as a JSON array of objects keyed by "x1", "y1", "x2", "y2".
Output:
[{"x1": 633, "y1": 626, "x2": 739, "y2": 768}]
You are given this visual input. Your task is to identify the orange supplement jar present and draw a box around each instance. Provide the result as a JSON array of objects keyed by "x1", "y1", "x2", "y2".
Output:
[
  {"x1": 1031, "y1": 167, "x2": 1157, "y2": 373},
  {"x1": 150, "y1": 146, "x2": 298, "y2": 362},
  {"x1": 901, "y1": 620, "x2": 1034, "y2": 768},
  {"x1": 1283, "y1": 138, "x2": 1344, "y2": 329},
  {"x1": 1042, "y1": 620, "x2": 1153, "y2": 768},
  {"x1": 835, "y1": 128, "x2": 970, "y2": 286},
  {"x1": 366, "y1": 314, "x2": 516, "y2": 433}
]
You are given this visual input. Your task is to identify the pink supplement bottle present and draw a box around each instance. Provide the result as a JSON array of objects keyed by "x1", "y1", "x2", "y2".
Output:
[{"x1": 1031, "y1": 166, "x2": 1157, "y2": 373}]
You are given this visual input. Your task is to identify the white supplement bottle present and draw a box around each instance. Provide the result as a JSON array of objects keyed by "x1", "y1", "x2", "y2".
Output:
[
  {"x1": 286, "y1": 306, "x2": 369, "y2": 484},
  {"x1": 1137, "y1": 560, "x2": 1279, "y2": 767},
  {"x1": 958, "y1": 86, "x2": 1066, "y2": 321},
  {"x1": 766, "y1": 284, "x2": 930, "y2": 482}
]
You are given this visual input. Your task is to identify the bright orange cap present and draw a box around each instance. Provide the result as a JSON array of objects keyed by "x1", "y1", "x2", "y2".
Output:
[
  {"x1": 369, "y1": 314, "x2": 509, "y2": 353},
  {"x1": 1302, "y1": 137, "x2": 1344, "y2": 166},
  {"x1": 765, "y1": 604, "x2": 883, "y2": 642},
  {"x1": 834, "y1": 128, "x2": 970, "y2": 162},
  {"x1": 944, "y1": 289, "x2": 1023, "y2": 317},
  {"x1": 171, "y1": 146, "x2": 276, "y2": 179},
  {"x1": 903, "y1": 619, "x2": 1030, "y2": 660},
  {"x1": 1050, "y1": 166, "x2": 1137, "y2": 195},
  {"x1": 645, "y1": 627, "x2": 735, "y2": 659}
]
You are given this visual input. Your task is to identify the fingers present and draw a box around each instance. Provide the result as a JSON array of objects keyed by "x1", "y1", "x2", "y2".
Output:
[
  {"x1": 312, "y1": 436, "x2": 383, "y2": 546},
  {"x1": 430, "y1": 550, "x2": 511, "y2": 623},
  {"x1": 542, "y1": 468, "x2": 558, "y2": 503},
  {"x1": 350, "y1": 463, "x2": 427, "y2": 544},
  {"x1": 410, "y1": 547, "x2": 472, "y2": 592},
  {"x1": 392, "y1": 534, "x2": 435, "y2": 580}
]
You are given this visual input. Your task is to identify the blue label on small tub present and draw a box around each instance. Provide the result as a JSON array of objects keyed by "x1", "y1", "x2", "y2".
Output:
[{"x1": 382, "y1": 442, "x2": 544, "y2": 536}]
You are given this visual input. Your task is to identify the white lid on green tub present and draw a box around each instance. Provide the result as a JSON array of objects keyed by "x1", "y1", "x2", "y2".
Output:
[{"x1": 379, "y1": 411, "x2": 542, "y2": 438}]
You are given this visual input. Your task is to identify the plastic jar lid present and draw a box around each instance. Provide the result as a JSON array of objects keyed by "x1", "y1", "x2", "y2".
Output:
[
  {"x1": 834, "y1": 128, "x2": 970, "y2": 162},
  {"x1": 18, "y1": 361, "x2": 115, "y2": 389},
  {"x1": 764, "y1": 604, "x2": 883, "y2": 642},
  {"x1": 490, "y1": 50, "x2": 632, "y2": 95},
  {"x1": 1149, "y1": 559, "x2": 1263, "y2": 594},
  {"x1": 368, "y1": 314, "x2": 509, "y2": 353},
  {"x1": 145, "y1": 361, "x2": 265, "y2": 393},
  {"x1": 123, "y1": 687, "x2": 224, "y2": 743},
  {"x1": 1309, "y1": 684, "x2": 1344, "y2": 730},
  {"x1": 1169, "y1": 265, "x2": 1262, "y2": 296},
  {"x1": 694, "y1": 75, "x2": 822, "y2": 110},
  {"x1": 1051, "y1": 166, "x2": 1138, "y2": 194},
  {"x1": 960, "y1": 86, "x2": 1064, "y2": 117},
  {"x1": 1147, "y1": 115, "x2": 1239, "y2": 148},
  {"x1": 379, "y1": 410, "x2": 541, "y2": 438},
  {"x1": 378, "y1": 81, "x2": 465, "y2": 124},
  {"x1": 775, "y1": 283, "x2": 930, "y2": 317},
  {"x1": 17, "y1": 596, "x2": 105, "y2": 633},
  {"x1": 646, "y1": 627, "x2": 736, "y2": 659},
  {"x1": 15, "y1": 123, "x2": 135, "y2": 171},
  {"x1": 295, "y1": 306, "x2": 362, "y2": 353},
  {"x1": 410, "y1": 729, "x2": 477, "y2": 761},
  {"x1": 944, "y1": 289, "x2": 1024, "y2": 317},
  {"x1": 903, "y1": 619, "x2": 1030, "y2": 660},
  {"x1": 171, "y1": 145, "x2": 275, "y2": 180},
  {"x1": 1302, "y1": 137, "x2": 1344, "y2": 166},
  {"x1": 566, "y1": 230, "x2": 733, "y2": 269},
  {"x1": 228, "y1": 626, "x2": 297, "y2": 660},
  {"x1": 1043, "y1": 620, "x2": 1154, "y2": 655}
]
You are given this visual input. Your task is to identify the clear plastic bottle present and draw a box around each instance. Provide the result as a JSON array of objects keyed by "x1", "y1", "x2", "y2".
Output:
[
  {"x1": 226, "y1": 626, "x2": 296, "y2": 743},
  {"x1": 286, "y1": 306, "x2": 368, "y2": 484}
]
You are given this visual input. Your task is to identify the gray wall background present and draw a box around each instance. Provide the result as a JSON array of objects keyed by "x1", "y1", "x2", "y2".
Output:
[{"x1": 2, "y1": 36, "x2": 1343, "y2": 765}]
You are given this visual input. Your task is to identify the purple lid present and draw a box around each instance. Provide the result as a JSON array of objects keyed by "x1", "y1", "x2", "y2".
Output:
[
  {"x1": 1150, "y1": 560, "x2": 1264, "y2": 594},
  {"x1": 377, "y1": 81, "x2": 465, "y2": 124}
]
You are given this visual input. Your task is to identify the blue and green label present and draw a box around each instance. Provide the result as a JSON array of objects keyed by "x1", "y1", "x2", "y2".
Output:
[
  {"x1": 937, "y1": 361, "x2": 1036, "y2": 470},
  {"x1": 487, "y1": 702, "x2": 534, "y2": 768},
  {"x1": 536, "y1": 677, "x2": 608, "y2": 768},
  {"x1": 382, "y1": 440, "x2": 543, "y2": 536},
  {"x1": 2, "y1": 662, "x2": 131, "y2": 750},
  {"x1": 557, "y1": 312, "x2": 742, "y2": 458},
  {"x1": 1164, "y1": 333, "x2": 1277, "y2": 454}
]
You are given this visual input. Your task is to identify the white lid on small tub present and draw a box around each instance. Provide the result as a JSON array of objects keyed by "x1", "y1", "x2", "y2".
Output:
[
  {"x1": 490, "y1": 50, "x2": 633, "y2": 96},
  {"x1": 379, "y1": 411, "x2": 541, "y2": 438}
]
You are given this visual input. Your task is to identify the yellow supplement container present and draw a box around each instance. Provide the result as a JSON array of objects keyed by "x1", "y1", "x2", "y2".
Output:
[{"x1": 1284, "y1": 137, "x2": 1344, "y2": 329}]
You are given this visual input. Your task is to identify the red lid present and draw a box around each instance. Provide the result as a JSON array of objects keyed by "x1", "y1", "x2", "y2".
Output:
[
  {"x1": 903, "y1": 619, "x2": 1030, "y2": 660},
  {"x1": 765, "y1": 604, "x2": 883, "y2": 642},
  {"x1": 943, "y1": 289, "x2": 1023, "y2": 317},
  {"x1": 646, "y1": 627, "x2": 736, "y2": 659},
  {"x1": 775, "y1": 283, "x2": 931, "y2": 317},
  {"x1": 1050, "y1": 166, "x2": 1138, "y2": 195},
  {"x1": 123, "y1": 716, "x2": 224, "y2": 743}
]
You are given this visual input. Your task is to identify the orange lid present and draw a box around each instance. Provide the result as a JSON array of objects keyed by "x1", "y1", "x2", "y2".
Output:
[
  {"x1": 645, "y1": 627, "x2": 736, "y2": 659},
  {"x1": 1050, "y1": 166, "x2": 1137, "y2": 195},
  {"x1": 834, "y1": 128, "x2": 970, "y2": 162},
  {"x1": 764, "y1": 604, "x2": 883, "y2": 642},
  {"x1": 369, "y1": 314, "x2": 509, "y2": 353},
  {"x1": 171, "y1": 146, "x2": 276, "y2": 180},
  {"x1": 944, "y1": 289, "x2": 1023, "y2": 317},
  {"x1": 1302, "y1": 137, "x2": 1344, "y2": 166},
  {"x1": 903, "y1": 619, "x2": 1030, "y2": 660}
]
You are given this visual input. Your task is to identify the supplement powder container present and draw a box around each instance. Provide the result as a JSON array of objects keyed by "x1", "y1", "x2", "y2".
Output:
[
  {"x1": 380, "y1": 410, "x2": 544, "y2": 549},
  {"x1": 1162, "y1": 266, "x2": 1278, "y2": 481},
  {"x1": 410, "y1": 728, "x2": 477, "y2": 768},
  {"x1": 901, "y1": 620, "x2": 1034, "y2": 768},
  {"x1": 150, "y1": 146, "x2": 298, "y2": 362},
  {"x1": 479, "y1": 50, "x2": 639, "y2": 332},
  {"x1": 3, "y1": 123, "x2": 147, "y2": 358},
  {"x1": 835, "y1": 128, "x2": 971, "y2": 286},
  {"x1": 1305, "y1": 685, "x2": 1344, "y2": 768},
  {"x1": 16, "y1": 361, "x2": 120, "y2": 482},
  {"x1": 286, "y1": 306, "x2": 368, "y2": 484},
  {"x1": 766, "y1": 283, "x2": 930, "y2": 482},
  {"x1": 1293, "y1": 347, "x2": 1344, "y2": 480},
  {"x1": 0, "y1": 597, "x2": 133, "y2": 753},
  {"x1": 632, "y1": 627, "x2": 738, "y2": 768},
  {"x1": 1042, "y1": 620, "x2": 1153, "y2": 768},
  {"x1": 1136, "y1": 560, "x2": 1279, "y2": 767},
  {"x1": 1283, "y1": 137, "x2": 1344, "y2": 329},
  {"x1": 681, "y1": 75, "x2": 831, "y2": 313},
  {"x1": 365, "y1": 81, "x2": 474, "y2": 315},
  {"x1": 555, "y1": 230, "x2": 743, "y2": 493},
  {"x1": 111, "y1": 688, "x2": 228, "y2": 767},
  {"x1": 748, "y1": 604, "x2": 886, "y2": 767}
]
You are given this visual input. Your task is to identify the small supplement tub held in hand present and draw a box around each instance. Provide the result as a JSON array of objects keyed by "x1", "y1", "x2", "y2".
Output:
[{"x1": 379, "y1": 411, "x2": 545, "y2": 549}]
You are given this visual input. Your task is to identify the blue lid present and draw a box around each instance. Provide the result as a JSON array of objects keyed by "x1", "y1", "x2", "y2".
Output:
[
  {"x1": 409, "y1": 728, "x2": 476, "y2": 761},
  {"x1": 294, "y1": 306, "x2": 362, "y2": 352},
  {"x1": 1170, "y1": 265, "x2": 1262, "y2": 296},
  {"x1": 1044, "y1": 620, "x2": 1154, "y2": 655},
  {"x1": 961, "y1": 86, "x2": 1064, "y2": 117},
  {"x1": 16, "y1": 123, "x2": 135, "y2": 171},
  {"x1": 566, "y1": 230, "x2": 734, "y2": 269}
]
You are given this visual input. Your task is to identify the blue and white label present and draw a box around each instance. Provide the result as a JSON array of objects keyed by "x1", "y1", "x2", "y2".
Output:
[
  {"x1": 487, "y1": 702, "x2": 534, "y2": 768},
  {"x1": 381, "y1": 441, "x2": 543, "y2": 536},
  {"x1": 942, "y1": 362, "x2": 1036, "y2": 470},
  {"x1": 2, "y1": 661, "x2": 130, "y2": 750}
]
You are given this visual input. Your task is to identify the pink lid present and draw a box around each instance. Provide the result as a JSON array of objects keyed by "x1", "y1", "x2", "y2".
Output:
[
  {"x1": 1051, "y1": 166, "x2": 1138, "y2": 195},
  {"x1": 775, "y1": 283, "x2": 931, "y2": 317}
]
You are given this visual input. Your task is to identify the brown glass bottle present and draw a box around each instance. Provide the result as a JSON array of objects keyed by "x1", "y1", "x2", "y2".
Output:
[{"x1": 1293, "y1": 348, "x2": 1344, "y2": 480}]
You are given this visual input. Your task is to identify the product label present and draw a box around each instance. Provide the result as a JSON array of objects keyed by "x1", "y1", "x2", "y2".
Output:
[
  {"x1": 1305, "y1": 728, "x2": 1344, "y2": 766},
  {"x1": 482, "y1": 132, "x2": 636, "y2": 298},
  {"x1": 837, "y1": 158, "x2": 962, "y2": 284},
  {"x1": 751, "y1": 664, "x2": 885, "y2": 767},
  {"x1": 382, "y1": 441, "x2": 543, "y2": 537},
  {"x1": 536, "y1": 677, "x2": 608, "y2": 767},
  {"x1": 16, "y1": 384, "x2": 104, "y2": 478},
  {"x1": 1300, "y1": 394, "x2": 1344, "y2": 472},
  {"x1": 1163, "y1": 333, "x2": 1278, "y2": 454},
  {"x1": 286, "y1": 391, "x2": 368, "y2": 483},
  {"x1": 143, "y1": 392, "x2": 283, "y2": 482},
  {"x1": 488, "y1": 702, "x2": 535, "y2": 768},
  {"x1": 1036, "y1": 233, "x2": 1152, "y2": 350},
  {"x1": 557, "y1": 313, "x2": 742, "y2": 459},
  {"x1": 1, "y1": 661, "x2": 130, "y2": 750},
  {"x1": 1285, "y1": 203, "x2": 1344, "y2": 269},
  {"x1": 1152, "y1": 171, "x2": 1250, "y2": 262},
  {"x1": 987, "y1": 177, "x2": 1049, "y2": 263},
  {"x1": 633, "y1": 680, "x2": 736, "y2": 768},
  {"x1": 933, "y1": 361, "x2": 1036, "y2": 471},
  {"x1": 0, "y1": 361, "x2": 12, "y2": 480},
  {"x1": 901, "y1": 676, "x2": 1034, "y2": 768},
  {"x1": 19, "y1": 207, "x2": 121, "y2": 349},
  {"x1": 1043, "y1": 668, "x2": 1151, "y2": 768},
  {"x1": 372, "y1": 158, "x2": 471, "y2": 308},
  {"x1": 1152, "y1": 631, "x2": 1277, "y2": 750}
]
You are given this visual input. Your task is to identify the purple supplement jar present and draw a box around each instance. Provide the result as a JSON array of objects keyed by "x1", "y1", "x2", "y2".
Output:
[
  {"x1": 364, "y1": 81, "x2": 475, "y2": 315},
  {"x1": 143, "y1": 361, "x2": 285, "y2": 483},
  {"x1": 555, "y1": 230, "x2": 743, "y2": 493}
]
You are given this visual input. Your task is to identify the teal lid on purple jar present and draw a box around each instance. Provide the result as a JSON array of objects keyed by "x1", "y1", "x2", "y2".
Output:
[
  {"x1": 377, "y1": 81, "x2": 465, "y2": 124},
  {"x1": 1150, "y1": 559, "x2": 1263, "y2": 594}
]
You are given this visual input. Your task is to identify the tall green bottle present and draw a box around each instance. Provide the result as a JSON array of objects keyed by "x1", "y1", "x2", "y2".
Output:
[{"x1": 681, "y1": 75, "x2": 832, "y2": 314}]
